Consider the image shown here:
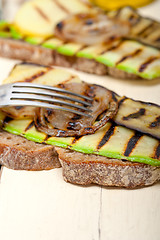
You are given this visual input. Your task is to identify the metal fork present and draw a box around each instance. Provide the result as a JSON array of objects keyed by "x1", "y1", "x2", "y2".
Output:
[{"x1": 0, "y1": 82, "x2": 93, "y2": 117}]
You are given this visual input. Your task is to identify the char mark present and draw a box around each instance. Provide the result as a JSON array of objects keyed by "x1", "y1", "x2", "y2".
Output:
[
  {"x1": 118, "y1": 96, "x2": 127, "y2": 107},
  {"x1": 34, "y1": 115, "x2": 42, "y2": 129},
  {"x1": 114, "y1": 8, "x2": 121, "y2": 18},
  {"x1": 56, "y1": 21, "x2": 64, "y2": 31},
  {"x1": 155, "y1": 37, "x2": 160, "y2": 42},
  {"x1": 72, "y1": 114, "x2": 81, "y2": 121},
  {"x1": 25, "y1": 120, "x2": 34, "y2": 131},
  {"x1": 116, "y1": 48, "x2": 142, "y2": 65},
  {"x1": 136, "y1": 22, "x2": 154, "y2": 36},
  {"x1": 46, "y1": 109, "x2": 54, "y2": 117},
  {"x1": 124, "y1": 132, "x2": 143, "y2": 156},
  {"x1": 111, "y1": 92, "x2": 119, "y2": 102},
  {"x1": 14, "y1": 106, "x2": 24, "y2": 110},
  {"x1": 154, "y1": 143, "x2": 160, "y2": 159},
  {"x1": 107, "y1": 40, "x2": 124, "y2": 52},
  {"x1": 34, "y1": 6, "x2": 50, "y2": 22},
  {"x1": 67, "y1": 121, "x2": 77, "y2": 130},
  {"x1": 123, "y1": 108, "x2": 146, "y2": 120},
  {"x1": 85, "y1": 85, "x2": 96, "y2": 98},
  {"x1": 149, "y1": 116, "x2": 160, "y2": 128},
  {"x1": 72, "y1": 136, "x2": 82, "y2": 144},
  {"x1": 139, "y1": 57, "x2": 158, "y2": 72},
  {"x1": 52, "y1": 0, "x2": 70, "y2": 14},
  {"x1": 3, "y1": 116, "x2": 13, "y2": 126},
  {"x1": 97, "y1": 123, "x2": 115, "y2": 150},
  {"x1": 67, "y1": 114, "x2": 81, "y2": 130},
  {"x1": 24, "y1": 69, "x2": 51, "y2": 82}
]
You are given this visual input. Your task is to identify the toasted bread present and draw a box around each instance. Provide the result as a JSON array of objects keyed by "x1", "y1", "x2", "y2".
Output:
[
  {"x1": 0, "y1": 130, "x2": 60, "y2": 170},
  {"x1": 0, "y1": 3, "x2": 160, "y2": 80},
  {"x1": 0, "y1": 62, "x2": 159, "y2": 188}
]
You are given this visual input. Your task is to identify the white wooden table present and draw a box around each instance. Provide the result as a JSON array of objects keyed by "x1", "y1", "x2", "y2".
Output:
[{"x1": 0, "y1": 1, "x2": 160, "y2": 239}]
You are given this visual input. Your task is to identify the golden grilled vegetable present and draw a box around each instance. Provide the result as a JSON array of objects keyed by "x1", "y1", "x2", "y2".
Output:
[{"x1": 114, "y1": 97, "x2": 160, "y2": 139}]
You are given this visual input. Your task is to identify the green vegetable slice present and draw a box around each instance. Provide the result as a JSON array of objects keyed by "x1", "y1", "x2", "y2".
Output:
[{"x1": 2, "y1": 112, "x2": 160, "y2": 166}]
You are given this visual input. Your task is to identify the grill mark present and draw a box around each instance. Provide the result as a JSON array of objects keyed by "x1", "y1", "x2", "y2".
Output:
[
  {"x1": 56, "y1": 21, "x2": 64, "y2": 31},
  {"x1": 131, "y1": 16, "x2": 141, "y2": 26},
  {"x1": 155, "y1": 143, "x2": 160, "y2": 159},
  {"x1": 155, "y1": 36, "x2": 160, "y2": 42},
  {"x1": 25, "y1": 120, "x2": 34, "y2": 132},
  {"x1": 136, "y1": 22, "x2": 154, "y2": 36},
  {"x1": 3, "y1": 116, "x2": 13, "y2": 125},
  {"x1": 123, "y1": 108, "x2": 146, "y2": 120},
  {"x1": 100, "y1": 40, "x2": 124, "y2": 55},
  {"x1": 14, "y1": 106, "x2": 24, "y2": 110},
  {"x1": 23, "y1": 68, "x2": 51, "y2": 82},
  {"x1": 128, "y1": 15, "x2": 140, "y2": 25},
  {"x1": 57, "y1": 75, "x2": 77, "y2": 86},
  {"x1": 34, "y1": 6, "x2": 50, "y2": 22},
  {"x1": 72, "y1": 136, "x2": 82, "y2": 144},
  {"x1": 118, "y1": 96, "x2": 127, "y2": 107},
  {"x1": 71, "y1": 114, "x2": 81, "y2": 121},
  {"x1": 44, "y1": 115, "x2": 50, "y2": 124},
  {"x1": 24, "y1": 71, "x2": 46, "y2": 82},
  {"x1": 111, "y1": 92, "x2": 118, "y2": 102},
  {"x1": 46, "y1": 109, "x2": 53, "y2": 117},
  {"x1": 52, "y1": 0, "x2": 70, "y2": 14},
  {"x1": 44, "y1": 134, "x2": 51, "y2": 141},
  {"x1": 139, "y1": 57, "x2": 158, "y2": 72},
  {"x1": 131, "y1": 16, "x2": 142, "y2": 27},
  {"x1": 124, "y1": 132, "x2": 143, "y2": 156},
  {"x1": 97, "y1": 124, "x2": 115, "y2": 150},
  {"x1": 34, "y1": 114, "x2": 42, "y2": 129},
  {"x1": 116, "y1": 48, "x2": 142, "y2": 65},
  {"x1": 106, "y1": 40, "x2": 124, "y2": 52},
  {"x1": 141, "y1": 24, "x2": 159, "y2": 38},
  {"x1": 149, "y1": 116, "x2": 160, "y2": 128},
  {"x1": 67, "y1": 121, "x2": 77, "y2": 130},
  {"x1": 67, "y1": 114, "x2": 82, "y2": 130},
  {"x1": 114, "y1": 8, "x2": 121, "y2": 18}
]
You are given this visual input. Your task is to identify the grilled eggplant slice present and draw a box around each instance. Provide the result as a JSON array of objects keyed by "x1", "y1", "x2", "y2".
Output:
[
  {"x1": 34, "y1": 82, "x2": 118, "y2": 137},
  {"x1": 108, "y1": 6, "x2": 160, "y2": 49},
  {"x1": 114, "y1": 97, "x2": 160, "y2": 139}
]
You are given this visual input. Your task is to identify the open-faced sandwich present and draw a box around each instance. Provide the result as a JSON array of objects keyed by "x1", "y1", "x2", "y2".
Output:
[
  {"x1": 0, "y1": 0, "x2": 160, "y2": 80},
  {"x1": 0, "y1": 62, "x2": 159, "y2": 188}
]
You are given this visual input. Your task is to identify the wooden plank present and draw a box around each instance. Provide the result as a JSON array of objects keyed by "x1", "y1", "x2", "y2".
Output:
[
  {"x1": 0, "y1": 167, "x2": 101, "y2": 240},
  {"x1": 100, "y1": 184, "x2": 160, "y2": 240}
]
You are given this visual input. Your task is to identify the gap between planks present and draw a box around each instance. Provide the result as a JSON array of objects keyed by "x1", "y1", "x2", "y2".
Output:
[{"x1": 0, "y1": 166, "x2": 3, "y2": 182}]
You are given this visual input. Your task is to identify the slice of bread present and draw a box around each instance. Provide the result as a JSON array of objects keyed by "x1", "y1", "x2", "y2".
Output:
[
  {"x1": 0, "y1": 62, "x2": 159, "y2": 188},
  {"x1": 0, "y1": 38, "x2": 137, "y2": 79},
  {"x1": 0, "y1": 2, "x2": 160, "y2": 80},
  {"x1": 0, "y1": 130, "x2": 60, "y2": 170},
  {"x1": 56, "y1": 147, "x2": 160, "y2": 188}
]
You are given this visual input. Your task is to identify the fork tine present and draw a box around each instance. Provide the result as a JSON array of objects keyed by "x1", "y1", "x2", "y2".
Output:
[
  {"x1": 7, "y1": 100, "x2": 91, "y2": 117},
  {"x1": 12, "y1": 87, "x2": 92, "y2": 107},
  {"x1": 10, "y1": 93, "x2": 92, "y2": 112},
  {"x1": 12, "y1": 82, "x2": 93, "y2": 101}
]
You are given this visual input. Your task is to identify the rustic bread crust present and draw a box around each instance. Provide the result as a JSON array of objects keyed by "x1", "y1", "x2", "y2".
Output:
[
  {"x1": 0, "y1": 37, "x2": 139, "y2": 79},
  {"x1": 0, "y1": 130, "x2": 159, "y2": 187},
  {"x1": 56, "y1": 147, "x2": 160, "y2": 188},
  {"x1": 0, "y1": 130, "x2": 61, "y2": 170}
]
